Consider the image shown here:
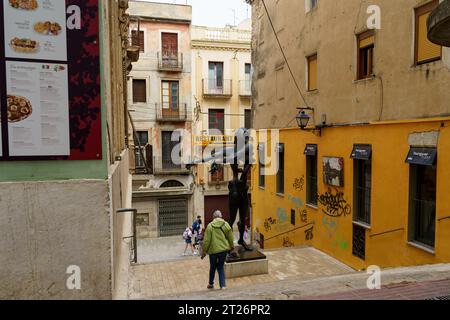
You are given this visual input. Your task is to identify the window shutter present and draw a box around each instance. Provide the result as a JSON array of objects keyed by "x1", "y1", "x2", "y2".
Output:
[
  {"x1": 308, "y1": 54, "x2": 318, "y2": 91},
  {"x1": 133, "y1": 79, "x2": 147, "y2": 103},
  {"x1": 359, "y1": 35, "x2": 374, "y2": 48},
  {"x1": 417, "y1": 11, "x2": 441, "y2": 63}
]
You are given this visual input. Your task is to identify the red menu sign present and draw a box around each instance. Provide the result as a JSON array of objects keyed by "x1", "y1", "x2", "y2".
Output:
[{"x1": 0, "y1": 0, "x2": 101, "y2": 160}]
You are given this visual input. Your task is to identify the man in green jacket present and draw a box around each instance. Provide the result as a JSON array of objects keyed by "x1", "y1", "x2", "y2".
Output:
[{"x1": 201, "y1": 210, "x2": 234, "y2": 290}]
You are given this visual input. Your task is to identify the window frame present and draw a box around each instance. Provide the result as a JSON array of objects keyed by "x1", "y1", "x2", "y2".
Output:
[
  {"x1": 276, "y1": 143, "x2": 285, "y2": 195},
  {"x1": 353, "y1": 157, "x2": 372, "y2": 226},
  {"x1": 161, "y1": 80, "x2": 180, "y2": 110},
  {"x1": 408, "y1": 163, "x2": 437, "y2": 250},
  {"x1": 306, "y1": 152, "x2": 318, "y2": 206},
  {"x1": 414, "y1": 0, "x2": 442, "y2": 65},
  {"x1": 356, "y1": 30, "x2": 375, "y2": 80},
  {"x1": 131, "y1": 29, "x2": 145, "y2": 53},
  {"x1": 307, "y1": 53, "x2": 318, "y2": 92},
  {"x1": 132, "y1": 78, "x2": 148, "y2": 104},
  {"x1": 208, "y1": 109, "x2": 225, "y2": 133},
  {"x1": 259, "y1": 143, "x2": 266, "y2": 189}
]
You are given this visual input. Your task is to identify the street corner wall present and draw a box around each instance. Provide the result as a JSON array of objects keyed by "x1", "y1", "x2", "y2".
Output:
[
  {"x1": 251, "y1": 120, "x2": 450, "y2": 271},
  {"x1": 0, "y1": 180, "x2": 111, "y2": 300}
]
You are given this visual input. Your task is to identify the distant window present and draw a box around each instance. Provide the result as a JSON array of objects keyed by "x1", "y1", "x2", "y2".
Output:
[
  {"x1": 208, "y1": 109, "x2": 225, "y2": 133},
  {"x1": 357, "y1": 30, "x2": 375, "y2": 80},
  {"x1": 131, "y1": 30, "x2": 144, "y2": 53},
  {"x1": 160, "y1": 180, "x2": 184, "y2": 188},
  {"x1": 132, "y1": 79, "x2": 147, "y2": 103},
  {"x1": 307, "y1": 54, "x2": 318, "y2": 91},
  {"x1": 161, "y1": 80, "x2": 179, "y2": 110},
  {"x1": 135, "y1": 131, "x2": 148, "y2": 147},
  {"x1": 208, "y1": 62, "x2": 224, "y2": 89},
  {"x1": 211, "y1": 164, "x2": 224, "y2": 182},
  {"x1": 276, "y1": 143, "x2": 285, "y2": 195},
  {"x1": 415, "y1": 0, "x2": 441, "y2": 65},
  {"x1": 244, "y1": 110, "x2": 252, "y2": 129}
]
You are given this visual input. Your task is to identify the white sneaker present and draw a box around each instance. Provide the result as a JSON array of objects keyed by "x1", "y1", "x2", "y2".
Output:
[{"x1": 220, "y1": 287, "x2": 227, "y2": 290}]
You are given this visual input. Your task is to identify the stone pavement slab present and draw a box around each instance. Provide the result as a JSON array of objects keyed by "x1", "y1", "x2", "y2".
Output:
[
  {"x1": 153, "y1": 263, "x2": 450, "y2": 300},
  {"x1": 128, "y1": 246, "x2": 354, "y2": 299}
]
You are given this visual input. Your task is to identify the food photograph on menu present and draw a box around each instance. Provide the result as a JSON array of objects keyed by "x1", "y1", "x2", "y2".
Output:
[
  {"x1": 3, "y1": 0, "x2": 67, "y2": 61},
  {"x1": 5, "y1": 61, "x2": 70, "y2": 157}
]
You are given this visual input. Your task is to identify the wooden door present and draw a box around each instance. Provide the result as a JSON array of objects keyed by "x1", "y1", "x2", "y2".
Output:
[
  {"x1": 162, "y1": 33, "x2": 178, "y2": 66},
  {"x1": 162, "y1": 81, "x2": 179, "y2": 118}
]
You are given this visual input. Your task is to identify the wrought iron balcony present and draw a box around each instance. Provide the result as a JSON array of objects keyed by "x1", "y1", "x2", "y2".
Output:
[
  {"x1": 155, "y1": 103, "x2": 190, "y2": 122},
  {"x1": 157, "y1": 52, "x2": 184, "y2": 72},
  {"x1": 202, "y1": 79, "x2": 232, "y2": 98},
  {"x1": 239, "y1": 80, "x2": 252, "y2": 97},
  {"x1": 428, "y1": 0, "x2": 450, "y2": 47}
]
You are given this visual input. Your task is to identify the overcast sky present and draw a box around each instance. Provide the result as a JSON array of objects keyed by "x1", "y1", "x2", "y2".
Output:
[{"x1": 135, "y1": 0, "x2": 251, "y2": 27}]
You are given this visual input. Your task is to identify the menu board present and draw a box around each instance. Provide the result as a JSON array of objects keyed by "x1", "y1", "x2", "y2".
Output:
[
  {"x1": 0, "y1": 0, "x2": 102, "y2": 160},
  {"x1": 6, "y1": 61, "x2": 70, "y2": 156},
  {"x1": 4, "y1": 0, "x2": 67, "y2": 61}
]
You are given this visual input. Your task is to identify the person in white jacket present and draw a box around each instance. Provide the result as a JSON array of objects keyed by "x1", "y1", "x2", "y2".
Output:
[{"x1": 183, "y1": 227, "x2": 195, "y2": 256}]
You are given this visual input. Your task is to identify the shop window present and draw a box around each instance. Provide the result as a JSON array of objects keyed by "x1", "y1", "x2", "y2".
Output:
[
  {"x1": 305, "y1": 144, "x2": 318, "y2": 206},
  {"x1": 352, "y1": 145, "x2": 372, "y2": 225},
  {"x1": 407, "y1": 147, "x2": 437, "y2": 249},
  {"x1": 276, "y1": 143, "x2": 285, "y2": 195}
]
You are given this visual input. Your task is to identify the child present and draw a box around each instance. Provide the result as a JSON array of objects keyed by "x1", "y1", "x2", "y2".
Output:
[{"x1": 183, "y1": 227, "x2": 194, "y2": 256}]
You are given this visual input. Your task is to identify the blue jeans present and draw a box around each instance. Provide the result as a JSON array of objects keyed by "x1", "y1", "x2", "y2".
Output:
[{"x1": 209, "y1": 252, "x2": 227, "y2": 288}]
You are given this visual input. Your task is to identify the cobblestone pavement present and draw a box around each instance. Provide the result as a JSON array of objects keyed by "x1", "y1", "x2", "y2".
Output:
[{"x1": 127, "y1": 246, "x2": 354, "y2": 299}]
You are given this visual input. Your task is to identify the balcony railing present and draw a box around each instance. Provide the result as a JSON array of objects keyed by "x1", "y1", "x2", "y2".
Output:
[
  {"x1": 239, "y1": 80, "x2": 252, "y2": 97},
  {"x1": 191, "y1": 26, "x2": 252, "y2": 43},
  {"x1": 157, "y1": 52, "x2": 183, "y2": 72},
  {"x1": 153, "y1": 156, "x2": 190, "y2": 175},
  {"x1": 155, "y1": 103, "x2": 190, "y2": 122},
  {"x1": 202, "y1": 79, "x2": 232, "y2": 98}
]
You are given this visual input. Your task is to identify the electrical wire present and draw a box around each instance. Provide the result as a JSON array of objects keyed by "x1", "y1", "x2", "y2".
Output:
[{"x1": 261, "y1": 0, "x2": 310, "y2": 109}]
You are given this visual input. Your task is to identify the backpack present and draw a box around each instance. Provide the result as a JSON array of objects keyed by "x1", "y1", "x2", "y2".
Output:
[{"x1": 183, "y1": 229, "x2": 190, "y2": 240}]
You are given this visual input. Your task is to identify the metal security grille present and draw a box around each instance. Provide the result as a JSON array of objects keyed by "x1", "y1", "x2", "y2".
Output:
[
  {"x1": 159, "y1": 199, "x2": 188, "y2": 237},
  {"x1": 352, "y1": 224, "x2": 366, "y2": 260}
]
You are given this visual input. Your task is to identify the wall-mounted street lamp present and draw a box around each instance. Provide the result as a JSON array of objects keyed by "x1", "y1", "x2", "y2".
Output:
[{"x1": 296, "y1": 107, "x2": 321, "y2": 136}]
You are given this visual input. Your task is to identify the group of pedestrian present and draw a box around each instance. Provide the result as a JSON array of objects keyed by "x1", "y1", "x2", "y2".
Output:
[
  {"x1": 183, "y1": 215, "x2": 203, "y2": 256},
  {"x1": 182, "y1": 211, "x2": 236, "y2": 290}
]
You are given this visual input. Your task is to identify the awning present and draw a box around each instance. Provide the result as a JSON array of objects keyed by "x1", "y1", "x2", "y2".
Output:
[
  {"x1": 304, "y1": 144, "x2": 317, "y2": 156},
  {"x1": 405, "y1": 147, "x2": 437, "y2": 166},
  {"x1": 350, "y1": 145, "x2": 372, "y2": 160}
]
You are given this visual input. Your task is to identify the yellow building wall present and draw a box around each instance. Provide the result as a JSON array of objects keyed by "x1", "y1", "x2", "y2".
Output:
[{"x1": 251, "y1": 119, "x2": 450, "y2": 270}]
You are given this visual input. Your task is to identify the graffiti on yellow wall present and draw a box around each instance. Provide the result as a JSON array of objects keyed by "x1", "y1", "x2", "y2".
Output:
[{"x1": 318, "y1": 188, "x2": 351, "y2": 218}]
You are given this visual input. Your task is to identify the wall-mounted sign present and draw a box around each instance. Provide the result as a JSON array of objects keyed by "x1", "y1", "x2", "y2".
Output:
[
  {"x1": 350, "y1": 145, "x2": 372, "y2": 161},
  {"x1": 323, "y1": 157, "x2": 344, "y2": 187},
  {"x1": 304, "y1": 144, "x2": 317, "y2": 156},
  {"x1": 0, "y1": 0, "x2": 101, "y2": 160},
  {"x1": 405, "y1": 147, "x2": 437, "y2": 166}
]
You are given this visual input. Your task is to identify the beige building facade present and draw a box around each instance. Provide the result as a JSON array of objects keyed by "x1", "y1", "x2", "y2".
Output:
[
  {"x1": 127, "y1": 1, "x2": 195, "y2": 239},
  {"x1": 191, "y1": 22, "x2": 253, "y2": 225}
]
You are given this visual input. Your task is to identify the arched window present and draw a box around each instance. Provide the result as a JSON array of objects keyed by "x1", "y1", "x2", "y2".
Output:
[{"x1": 160, "y1": 180, "x2": 184, "y2": 188}]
